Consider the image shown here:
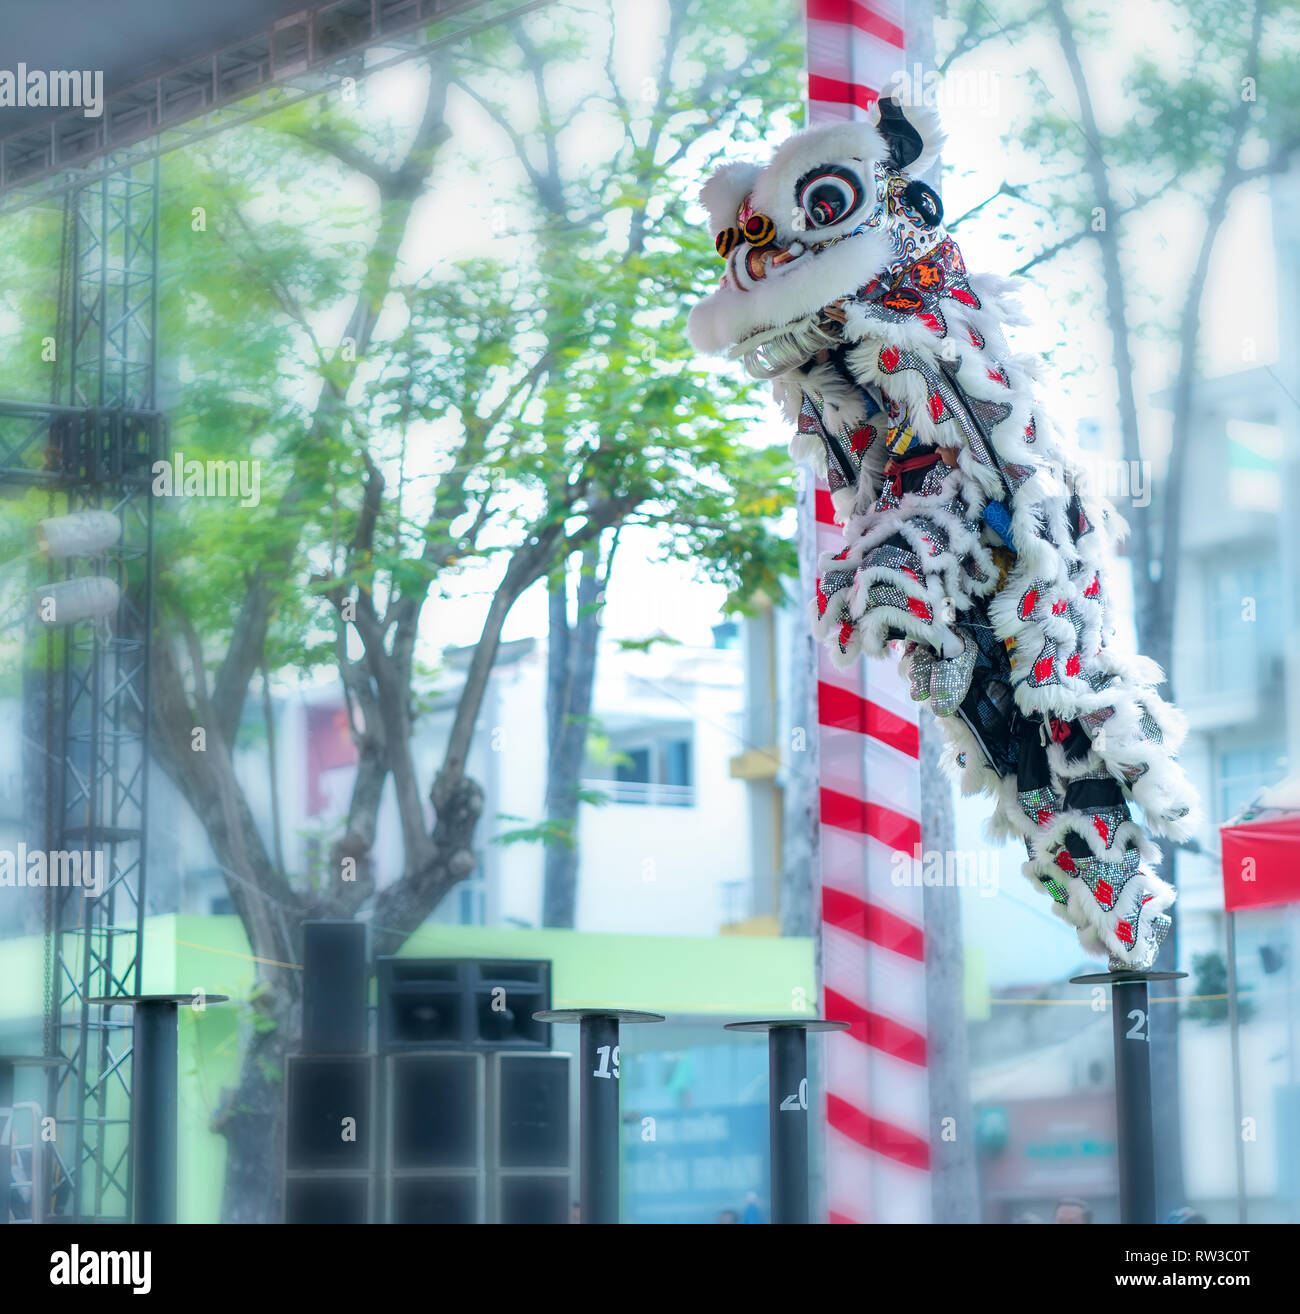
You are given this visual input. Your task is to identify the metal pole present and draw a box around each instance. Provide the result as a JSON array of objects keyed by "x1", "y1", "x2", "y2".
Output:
[
  {"x1": 533, "y1": 1008, "x2": 663, "y2": 1226},
  {"x1": 580, "y1": 1015, "x2": 620, "y2": 1226},
  {"x1": 1110, "y1": 977, "x2": 1156, "y2": 1225},
  {"x1": 726, "y1": 1018, "x2": 848, "y2": 1224},
  {"x1": 1225, "y1": 912, "x2": 1248, "y2": 1223},
  {"x1": 769, "y1": 1025, "x2": 808, "y2": 1224},
  {"x1": 132, "y1": 1000, "x2": 178, "y2": 1225},
  {"x1": 1073, "y1": 970, "x2": 1186, "y2": 1225},
  {"x1": 89, "y1": 993, "x2": 227, "y2": 1225}
]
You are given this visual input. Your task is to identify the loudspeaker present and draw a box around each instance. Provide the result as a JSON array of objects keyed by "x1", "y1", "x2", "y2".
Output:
[
  {"x1": 391, "y1": 1175, "x2": 482, "y2": 1224},
  {"x1": 471, "y1": 961, "x2": 551, "y2": 1048},
  {"x1": 492, "y1": 1052, "x2": 570, "y2": 1171},
  {"x1": 379, "y1": 959, "x2": 462, "y2": 1050},
  {"x1": 387, "y1": 1053, "x2": 482, "y2": 1171},
  {"x1": 488, "y1": 1052, "x2": 572, "y2": 1224},
  {"x1": 284, "y1": 1174, "x2": 371, "y2": 1224},
  {"x1": 384, "y1": 1053, "x2": 486, "y2": 1223},
  {"x1": 302, "y1": 921, "x2": 368, "y2": 1054},
  {"x1": 286, "y1": 1056, "x2": 373, "y2": 1172},
  {"x1": 497, "y1": 1175, "x2": 570, "y2": 1225},
  {"x1": 376, "y1": 958, "x2": 551, "y2": 1052}
]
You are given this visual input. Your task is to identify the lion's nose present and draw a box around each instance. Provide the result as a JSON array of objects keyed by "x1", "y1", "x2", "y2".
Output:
[{"x1": 742, "y1": 211, "x2": 776, "y2": 246}]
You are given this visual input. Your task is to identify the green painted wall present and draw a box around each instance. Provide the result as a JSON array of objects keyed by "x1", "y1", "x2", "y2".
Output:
[{"x1": 0, "y1": 916, "x2": 815, "y2": 1222}]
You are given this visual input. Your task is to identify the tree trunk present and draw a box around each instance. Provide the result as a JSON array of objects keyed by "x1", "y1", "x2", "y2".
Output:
[
  {"x1": 214, "y1": 986, "x2": 296, "y2": 1224},
  {"x1": 919, "y1": 715, "x2": 980, "y2": 1221},
  {"x1": 542, "y1": 543, "x2": 605, "y2": 927}
]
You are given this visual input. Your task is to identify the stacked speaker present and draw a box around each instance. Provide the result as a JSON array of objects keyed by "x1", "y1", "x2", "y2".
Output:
[
  {"x1": 379, "y1": 957, "x2": 570, "y2": 1224},
  {"x1": 285, "y1": 921, "x2": 373, "y2": 1223},
  {"x1": 285, "y1": 925, "x2": 571, "y2": 1223}
]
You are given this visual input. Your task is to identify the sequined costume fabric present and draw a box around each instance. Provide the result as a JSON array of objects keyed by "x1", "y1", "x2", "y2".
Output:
[{"x1": 792, "y1": 253, "x2": 1195, "y2": 971}]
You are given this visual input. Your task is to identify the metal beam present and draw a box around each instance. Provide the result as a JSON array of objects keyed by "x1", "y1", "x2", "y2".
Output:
[{"x1": 0, "y1": 0, "x2": 555, "y2": 211}]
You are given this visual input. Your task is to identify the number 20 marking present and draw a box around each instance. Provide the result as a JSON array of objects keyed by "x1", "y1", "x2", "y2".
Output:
[{"x1": 780, "y1": 1079, "x2": 808, "y2": 1112}]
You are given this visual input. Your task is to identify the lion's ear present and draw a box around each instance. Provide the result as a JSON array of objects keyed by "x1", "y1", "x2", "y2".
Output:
[
  {"x1": 698, "y1": 161, "x2": 762, "y2": 237},
  {"x1": 872, "y1": 86, "x2": 946, "y2": 175},
  {"x1": 875, "y1": 97, "x2": 924, "y2": 170}
]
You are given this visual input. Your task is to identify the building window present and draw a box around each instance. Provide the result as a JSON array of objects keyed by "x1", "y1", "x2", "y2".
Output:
[
  {"x1": 598, "y1": 732, "x2": 695, "y2": 806},
  {"x1": 1216, "y1": 743, "x2": 1287, "y2": 822},
  {"x1": 456, "y1": 880, "x2": 485, "y2": 925},
  {"x1": 661, "y1": 738, "x2": 693, "y2": 789},
  {"x1": 616, "y1": 747, "x2": 652, "y2": 786},
  {"x1": 1205, "y1": 563, "x2": 1281, "y2": 694}
]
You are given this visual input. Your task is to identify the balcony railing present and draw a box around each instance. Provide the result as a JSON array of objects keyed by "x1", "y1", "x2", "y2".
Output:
[{"x1": 582, "y1": 779, "x2": 695, "y2": 808}]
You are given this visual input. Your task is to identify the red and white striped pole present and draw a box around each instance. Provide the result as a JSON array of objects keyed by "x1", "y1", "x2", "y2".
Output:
[{"x1": 803, "y1": 0, "x2": 932, "y2": 1225}]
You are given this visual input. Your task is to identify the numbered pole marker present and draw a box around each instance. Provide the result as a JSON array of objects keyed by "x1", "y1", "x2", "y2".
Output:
[
  {"x1": 1070, "y1": 969, "x2": 1187, "y2": 1224},
  {"x1": 534, "y1": 1007, "x2": 663, "y2": 1225},
  {"x1": 725, "y1": 1018, "x2": 849, "y2": 1224}
]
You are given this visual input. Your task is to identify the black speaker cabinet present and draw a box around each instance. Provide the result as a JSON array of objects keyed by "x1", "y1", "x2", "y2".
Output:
[
  {"x1": 302, "y1": 920, "x2": 369, "y2": 1054},
  {"x1": 376, "y1": 958, "x2": 551, "y2": 1052},
  {"x1": 492, "y1": 1052, "x2": 570, "y2": 1171},
  {"x1": 387, "y1": 1052, "x2": 483, "y2": 1172},
  {"x1": 488, "y1": 1052, "x2": 572, "y2": 1224},
  {"x1": 285, "y1": 1055, "x2": 373, "y2": 1172},
  {"x1": 284, "y1": 1174, "x2": 371, "y2": 1224},
  {"x1": 391, "y1": 1175, "x2": 482, "y2": 1224},
  {"x1": 497, "y1": 1175, "x2": 570, "y2": 1225},
  {"x1": 384, "y1": 1052, "x2": 485, "y2": 1223}
]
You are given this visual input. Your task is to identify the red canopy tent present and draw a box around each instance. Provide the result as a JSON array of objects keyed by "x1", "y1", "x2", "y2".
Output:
[{"x1": 1220, "y1": 780, "x2": 1300, "y2": 912}]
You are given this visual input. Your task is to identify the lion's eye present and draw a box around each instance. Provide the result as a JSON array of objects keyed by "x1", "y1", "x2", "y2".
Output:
[{"x1": 797, "y1": 166, "x2": 863, "y2": 228}]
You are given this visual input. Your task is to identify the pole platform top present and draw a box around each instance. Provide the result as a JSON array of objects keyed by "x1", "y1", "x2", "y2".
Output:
[
  {"x1": 724, "y1": 1018, "x2": 851, "y2": 1033},
  {"x1": 533, "y1": 1008, "x2": 665, "y2": 1024},
  {"x1": 87, "y1": 993, "x2": 230, "y2": 1006},
  {"x1": 1068, "y1": 971, "x2": 1189, "y2": 985}
]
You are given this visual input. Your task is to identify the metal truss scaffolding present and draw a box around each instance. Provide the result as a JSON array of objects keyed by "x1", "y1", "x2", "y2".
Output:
[
  {"x1": 47, "y1": 158, "x2": 162, "y2": 1222},
  {"x1": 0, "y1": 155, "x2": 163, "y2": 1221}
]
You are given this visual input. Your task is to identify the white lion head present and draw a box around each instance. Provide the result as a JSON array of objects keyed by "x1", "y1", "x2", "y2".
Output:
[{"x1": 688, "y1": 95, "x2": 946, "y2": 358}]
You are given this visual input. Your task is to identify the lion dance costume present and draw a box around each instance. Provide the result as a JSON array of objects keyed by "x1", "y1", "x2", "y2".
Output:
[{"x1": 688, "y1": 97, "x2": 1198, "y2": 971}]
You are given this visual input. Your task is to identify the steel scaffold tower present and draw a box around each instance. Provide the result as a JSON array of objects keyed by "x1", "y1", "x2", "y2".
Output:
[{"x1": 43, "y1": 156, "x2": 163, "y2": 1222}]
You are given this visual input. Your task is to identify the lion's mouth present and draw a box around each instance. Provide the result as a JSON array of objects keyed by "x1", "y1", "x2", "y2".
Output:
[
  {"x1": 720, "y1": 239, "x2": 804, "y2": 291},
  {"x1": 718, "y1": 221, "x2": 879, "y2": 292}
]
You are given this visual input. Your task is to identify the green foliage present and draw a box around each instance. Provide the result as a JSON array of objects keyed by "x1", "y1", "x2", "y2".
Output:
[
  {"x1": 942, "y1": 0, "x2": 1300, "y2": 344},
  {"x1": 142, "y1": 0, "x2": 801, "y2": 691},
  {"x1": 1185, "y1": 950, "x2": 1253, "y2": 1024},
  {"x1": 0, "y1": 0, "x2": 804, "y2": 884},
  {"x1": 493, "y1": 815, "x2": 579, "y2": 849}
]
